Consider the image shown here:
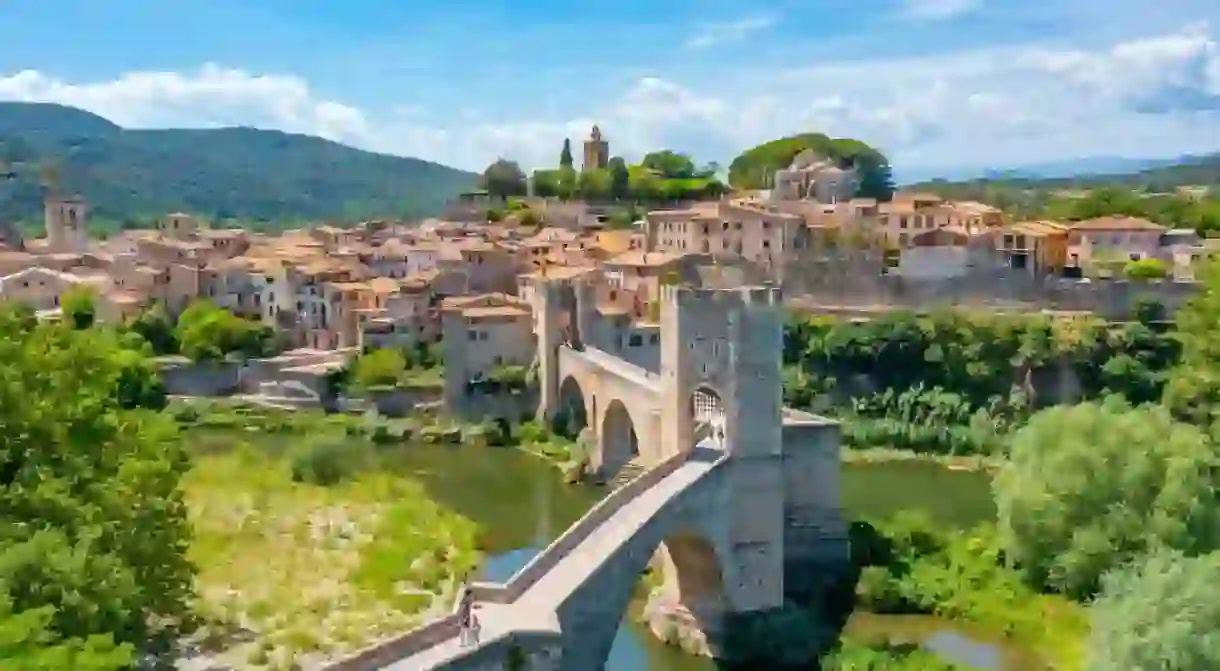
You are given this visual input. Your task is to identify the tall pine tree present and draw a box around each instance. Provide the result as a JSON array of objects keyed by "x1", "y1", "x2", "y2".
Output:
[{"x1": 559, "y1": 139, "x2": 574, "y2": 169}]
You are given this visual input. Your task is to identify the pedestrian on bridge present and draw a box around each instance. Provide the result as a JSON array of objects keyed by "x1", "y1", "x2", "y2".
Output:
[
  {"x1": 458, "y1": 581, "x2": 475, "y2": 646},
  {"x1": 468, "y1": 611, "x2": 482, "y2": 646}
]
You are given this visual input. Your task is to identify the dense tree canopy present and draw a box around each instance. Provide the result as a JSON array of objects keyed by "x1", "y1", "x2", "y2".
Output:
[
  {"x1": 640, "y1": 150, "x2": 699, "y2": 179},
  {"x1": 1087, "y1": 549, "x2": 1220, "y2": 671},
  {"x1": 993, "y1": 398, "x2": 1220, "y2": 599},
  {"x1": 0, "y1": 305, "x2": 192, "y2": 665},
  {"x1": 727, "y1": 133, "x2": 895, "y2": 200},
  {"x1": 60, "y1": 285, "x2": 98, "y2": 330},
  {"x1": 480, "y1": 159, "x2": 529, "y2": 200},
  {"x1": 1165, "y1": 259, "x2": 1220, "y2": 426},
  {"x1": 174, "y1": 301, "x2": 275, "y2": 361}
]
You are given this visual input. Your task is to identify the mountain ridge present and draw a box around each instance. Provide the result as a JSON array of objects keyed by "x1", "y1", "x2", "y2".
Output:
[{"x1": 0, "y1": 102, "x2": 477, "y2": 226}]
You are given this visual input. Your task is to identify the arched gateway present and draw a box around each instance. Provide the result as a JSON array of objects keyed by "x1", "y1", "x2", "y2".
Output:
[{"x1": 328, "y1": 283, "x2": 847, "y2": 670}]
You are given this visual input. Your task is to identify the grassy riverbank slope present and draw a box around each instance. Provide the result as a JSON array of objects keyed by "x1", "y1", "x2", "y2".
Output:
[{"x1": 183, "y1": 437, "x2": 480, "y2": 669}]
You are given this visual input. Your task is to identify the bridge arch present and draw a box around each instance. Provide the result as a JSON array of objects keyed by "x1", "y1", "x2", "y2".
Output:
[
  {"x1": 600, "y1": 398, "x2": 640, "y2": 476},
  {"x1": 556, "y1": 374, "x2": 591, "y2": 438},
  {"x1": 552, "y1": 468, "x2": 737, "y2": 668}
]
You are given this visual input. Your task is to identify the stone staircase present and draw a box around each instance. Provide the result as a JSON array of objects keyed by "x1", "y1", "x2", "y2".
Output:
[{"x1": 609, "y1": 457, "x2": 648, "y2": 489}]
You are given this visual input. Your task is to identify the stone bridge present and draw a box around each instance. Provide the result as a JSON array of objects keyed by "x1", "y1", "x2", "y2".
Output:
[{"x1": 326, "y1": 283, "x2": 847, "y2": 670}]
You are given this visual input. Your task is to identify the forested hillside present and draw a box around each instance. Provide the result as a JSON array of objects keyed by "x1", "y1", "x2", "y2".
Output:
[{"x1": 0, "y1": 102, "x2": 476, "y2": 230}]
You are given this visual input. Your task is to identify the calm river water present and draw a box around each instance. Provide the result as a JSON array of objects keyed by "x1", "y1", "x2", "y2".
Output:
[{"x1": 395, "y1": 444, "x2": 1039, "y2": 671}]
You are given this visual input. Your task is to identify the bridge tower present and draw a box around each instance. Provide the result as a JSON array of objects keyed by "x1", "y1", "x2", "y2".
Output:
[{"x1": 656, "y1": 283, "x2": 787, "y2": 615}]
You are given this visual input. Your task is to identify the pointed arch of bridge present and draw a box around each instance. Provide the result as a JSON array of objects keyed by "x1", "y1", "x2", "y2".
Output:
[
  {"x1": 658, "y1": 531, "x2": 728, "y2": 609},
  {"x1": 555, "y1": 506, "x2": 735, "y2": 669},
  {"x1": 600, "y1": 398, "x2": 639, "y2": 475},
  {"x1": 556, "y1": 374, "x2": 590, "y2": 439}
]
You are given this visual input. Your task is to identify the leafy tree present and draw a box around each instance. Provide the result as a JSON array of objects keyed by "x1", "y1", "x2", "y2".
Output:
[
  {"x1": 578, "y1": 168, "x2": 611, "y2": 201},
  {"x1": 993, "y1": 398, "x2": 1220, "y2": 599},
  {"x1": 60, "y1": 285, "x2": 97, "y2": 329},
  {"x1": 531, "y1": 170, "x2": 559, "y2": 198},
  {"x1": 480, "y1": 159, "x2": 528, "y2": 199},
  {"x1": 557, "y1": 166, "x2": 578, "y2": 200},
  {"x1": 853, "y1": 151, "x2": 896, "y2": 201},
  {"x1": 608, "y1": 157, "x2": 630, "y2": 201},
  {"x1": 0, "y1": 596, "x2": 134, "y2": 671},
  {"x1": 1087, "y1": 549, "x2": 1220, "y2": 671},
  {"x1": 350, "y1": 347, "x2": 408, "y2": 391},
  {"x1": 175, "y1": 300, "x2": 273, "y2": 361},
  {"x1": 641, "y1": 150, "x2": 696, "y2": 179},
  {"x1": 1123, "y1": 258, "x2": 1169, "y2": 280},
  {"x1": 0, "y1": 306, "x2": 194, "y2": 654},
  {"x1": 559, "y1": 139, "x2": 573, "y2": 170},
  {"x1": 127, "y1": 303, "x2": 179, "y2": 355},
  {"x1": 728, "y1": 133, "x2": 890, "y2": 192},
  {"x1": 1165, "y1": 258, "x2": 1220, "y2": 425}
]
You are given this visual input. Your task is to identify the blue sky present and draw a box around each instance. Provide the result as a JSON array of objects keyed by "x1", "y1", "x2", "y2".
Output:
[{"x1": 0, "y1": 0, "x2": 1218, "y2": 181}]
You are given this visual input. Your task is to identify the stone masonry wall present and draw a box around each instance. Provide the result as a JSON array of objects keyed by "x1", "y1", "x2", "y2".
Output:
[{"x1": 783, "y1": 256, "x2": 1198, "y2": 318}]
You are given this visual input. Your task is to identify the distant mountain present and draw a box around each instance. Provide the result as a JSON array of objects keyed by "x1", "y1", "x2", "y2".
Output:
[
  {"x1": 0, "y1": 102, "x2": 477, "y2": 226},
  {"x1": 901, "y1": 153, "x2": 1218, "y2": 185},
  {"x1": 905, "y1": 153, "x2": 1220, "y2": 193}
]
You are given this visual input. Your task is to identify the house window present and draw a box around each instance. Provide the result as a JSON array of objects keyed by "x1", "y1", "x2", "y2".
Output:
[
  {"x1": 629, "y1": 334, "x2": 643, "y2": 347},
  {"x1": 468, "y1": 330, "x2": 478, "y2": 341},
  {"x1": 649, "y1": 334, "x2": 659, "y2": 344}
]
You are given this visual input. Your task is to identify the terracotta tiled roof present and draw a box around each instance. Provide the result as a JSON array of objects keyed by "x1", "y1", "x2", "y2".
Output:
[
  {"x1": 604, "y1": 250, "x2": 683, "y2": 267},
  {"x1": 1069, "y1": 216, "x2": 1166, "y2": 232}
]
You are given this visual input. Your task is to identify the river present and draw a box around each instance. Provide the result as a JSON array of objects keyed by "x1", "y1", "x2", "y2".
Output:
[{"x1": 395, "y1": 444, "x2": 1034, "y2": 670}]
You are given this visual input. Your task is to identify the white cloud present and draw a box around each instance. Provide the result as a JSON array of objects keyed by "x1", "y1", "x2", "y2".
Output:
[
  {"x1": 684, "y1": 15, "x2": 776, "y2": 50},
  {"x1": 896, "y1": 0, "x2": 980, "y2": 21},
  {"x1": 0, "y1": 25, "x2": 1219, "y2": 181}
]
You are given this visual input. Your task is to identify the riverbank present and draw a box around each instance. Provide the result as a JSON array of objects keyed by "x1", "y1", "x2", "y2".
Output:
[
  {"x1": 840, "y1": 446, "x2": 1000, "y2": 472},
  {"x1": 183, "y1": 438, "x2": 481, "y2": 670},
  {"x1": 850, "y1": 515, "x2": 1088, "y2": 670}
]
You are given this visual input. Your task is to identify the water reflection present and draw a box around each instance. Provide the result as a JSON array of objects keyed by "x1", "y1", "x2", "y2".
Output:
[{"x1": 845, "y1": 613, "x2": 1050, "y2": 671}]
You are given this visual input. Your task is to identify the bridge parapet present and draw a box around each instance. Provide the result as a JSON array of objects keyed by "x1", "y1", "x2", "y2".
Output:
[
  {"x1": 499, "y1": 445, "x2": 699, "y2": 601},
  {"x1": 327, "y1": 612, "x2": 464, "y2": 671},
  {"x1": 416, "y1": 628, "x2": 563, "y2": 671}
]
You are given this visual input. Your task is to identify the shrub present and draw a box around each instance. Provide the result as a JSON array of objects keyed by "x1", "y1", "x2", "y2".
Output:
[
  {"x1": 290, "y1": 440, "x2": 363, "y2": 486},
  {"x1": 1087, "y1": 549, "x2": 1220, "y2": 671},
  {"x1": 994, "y1": 397, "x2": 1220, "y2": 599}
]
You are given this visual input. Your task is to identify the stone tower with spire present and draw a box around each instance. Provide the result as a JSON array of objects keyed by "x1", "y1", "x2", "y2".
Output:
[{"x1": 582, "y1": 125, "x2": 609, "y2": 172}]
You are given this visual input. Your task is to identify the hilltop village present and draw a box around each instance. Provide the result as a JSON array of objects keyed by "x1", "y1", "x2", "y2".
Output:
[{"x1": 0, "y1": 126, "x2": 1207, "y2": 383}]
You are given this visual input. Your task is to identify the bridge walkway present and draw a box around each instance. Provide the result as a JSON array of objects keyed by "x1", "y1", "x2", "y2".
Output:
[{"x1": 383, "y1": 448, "x2": 723, "y2": 670}]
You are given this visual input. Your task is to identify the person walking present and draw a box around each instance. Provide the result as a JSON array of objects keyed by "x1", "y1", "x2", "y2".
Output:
[
  {"x1": 458, "y1": 581, "x2": 475, "y2": 646},
  {"x1": 468, "y1": 610, "x2": 482, "y2": 646}
]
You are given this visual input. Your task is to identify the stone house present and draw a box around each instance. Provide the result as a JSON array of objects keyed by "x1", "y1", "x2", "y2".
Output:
[
  {"x1": 602, "y1": 250, "x2": 684, "y2": 317},
  {"x1": 441, "y1": 293, "x2": 535, "y2": 377},
  {"x1": 995, "y1": 220, "x2": 1071, "y2": 276},
  {"x1": 1066, "y1": 216, "x2": 1167, "y2": 268},
  {"x1": 0, "y1": 266, "x2": 110, "y2": 313},
  {"x1": 895, "y1": 227, "x2": 998, "y2": 279}
]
